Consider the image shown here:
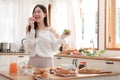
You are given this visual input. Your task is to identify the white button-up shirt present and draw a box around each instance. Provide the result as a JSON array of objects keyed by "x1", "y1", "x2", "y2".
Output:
[{"x1": 24, "y1": 27, "x2": 63, "y2": 58}]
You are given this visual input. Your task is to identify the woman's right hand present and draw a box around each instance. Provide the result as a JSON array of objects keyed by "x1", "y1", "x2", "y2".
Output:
[{"x1": 28, "y1": 17, "x2": 36, "y2": 29}]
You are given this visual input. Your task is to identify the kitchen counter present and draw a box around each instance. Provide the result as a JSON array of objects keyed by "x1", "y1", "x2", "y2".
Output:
[
  {"x1": 55, "y1": 54, "x2": 120, "y2": 61},
  {"x1": 0, "y1": 71, "x2": 120, "y2": 80},
  {"x1": 0, "y1": 52, "x2": 29, "y2": 55}
]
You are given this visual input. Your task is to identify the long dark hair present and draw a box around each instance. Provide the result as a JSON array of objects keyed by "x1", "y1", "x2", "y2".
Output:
[{"x1": 28, "y1": 4, "x2": 48, "y2": 38}]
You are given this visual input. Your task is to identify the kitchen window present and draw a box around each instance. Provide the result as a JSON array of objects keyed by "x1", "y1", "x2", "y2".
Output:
[
  {"x1": 51, "y1": 0, "x2": 99, "y2": 49},
  {"x1": 79, "y1": 0, "x2": 99, "y2": 49},
  {"x1": 105, "y1": 0, "x2": 120, "y2": 50}
]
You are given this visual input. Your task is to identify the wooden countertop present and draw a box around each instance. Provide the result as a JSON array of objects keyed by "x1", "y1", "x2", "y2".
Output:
[
  {"x1": 0, "y1": 52, "x2": 29, "y2": 55},
  {"x1": 54, "y1": 54, "x2": 120, "y2": 61},
  {"x1": 0, "y1": 71, "x2": 120, "y2": 80},
  {"x1": 0, "y1": 52, "x2": 119, "y2": 61}
]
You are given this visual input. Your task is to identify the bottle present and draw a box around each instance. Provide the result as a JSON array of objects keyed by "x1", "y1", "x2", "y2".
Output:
[
  {"x1": 59, "y1": 42, "x2": 68, "y2": 53},
  {"x1": 79, "y1": 62, "x2": 86, "y2": 69},
  {"x1": 59, "y1": 44, "x2": 63, "y2": 52}
]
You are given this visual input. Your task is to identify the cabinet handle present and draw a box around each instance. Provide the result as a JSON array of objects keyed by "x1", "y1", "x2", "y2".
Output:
[
  {"x1": 72, "y1": 59, "x2": 75, "y2": 65},
  {"x1": 75, "y1": 59, "x2": 78, "y2": 67},
  {"x1": 106, "y1": 62, "x2": 114, "y2": 64},
  {"x1": 18, "y1": 56, "x2": 24, "y2": 58},
  {"x1": 57, "y1": 57, "x2": 61, "y2": 59}
]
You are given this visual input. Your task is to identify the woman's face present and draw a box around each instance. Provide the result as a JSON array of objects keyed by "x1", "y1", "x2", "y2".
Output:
[{"x1": 33, "y1": 6, "x2": 46, "y2": 23}]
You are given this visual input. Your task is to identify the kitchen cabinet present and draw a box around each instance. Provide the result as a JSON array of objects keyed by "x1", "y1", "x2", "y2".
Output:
[
  {"x1": 15, "y1": 55, "x2": 29, "y2": 64},
  {"x1": 78, "y1": 58, "x2": 120, "y2": 72},
  {"x1": 0, "y1": 56, "x2": 10, "y2": 65},
  {"x1": 54, "y1": 56, "x2": 75, "y2": 67},
  {"x1": 54, "y1": 56, "x2": 120, "y2": 72},
  {"x1": 0, "y1": 55, "x2": 10, "y2": 71},
  {"x1": 0, "y1": 55, "x2": 29, "y2": 71}
]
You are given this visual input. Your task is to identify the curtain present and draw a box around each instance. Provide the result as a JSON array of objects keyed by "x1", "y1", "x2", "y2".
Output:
[
  {"x1": 51, "y1": 0, "x2": 82, "y2": 49},
  {"x1": 0, "y1": 0, "x2": 41, "y2": 44}
]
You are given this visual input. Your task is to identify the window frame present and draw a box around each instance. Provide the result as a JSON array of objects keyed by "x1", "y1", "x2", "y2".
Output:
[{"x1": 104, "y1": 0, "x2": 120, "y2": 50}]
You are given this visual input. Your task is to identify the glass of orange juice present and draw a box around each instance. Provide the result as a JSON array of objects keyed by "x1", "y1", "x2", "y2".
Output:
[{"x1": 9, "y1": 58, "x2": 18, "y2": 75}]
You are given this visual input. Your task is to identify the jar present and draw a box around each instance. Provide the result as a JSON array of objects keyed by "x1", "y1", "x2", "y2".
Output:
[
  {"x1": 79, "y1": 62, "x2": 86, "y2": 69},
  {"x1": 59, "y1": 42, "x2": 68, "y2": 53}
]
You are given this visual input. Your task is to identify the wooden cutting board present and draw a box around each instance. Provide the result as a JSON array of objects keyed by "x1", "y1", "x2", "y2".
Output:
[
  {"x1": 100, "y1": 71, "x2": 112, "y2": 74},
  {"x1": 79, "y1": 71, "x2": 112, "y2": 74}
]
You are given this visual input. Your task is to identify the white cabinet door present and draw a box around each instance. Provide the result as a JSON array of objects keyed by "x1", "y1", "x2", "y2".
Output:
[
  {"x1": 78, "y1": 58, "x2": 120, "y2": 72},
  {"x1": 16, "y1": 55, "x2": 29, "y2": 65},
  {"x1": 0, "y1": 56, "x2": 10, "y2": 66},
  {"x1": 0, "y1": 55, "x2": 11, "y2": 71},
  {"x1": 9, "y1": 55, "x2": 29, "y2": 65},
  {"x1": 54, "y1": 57, "x2": 76, "y2": 67},
  {"x1": 0, "y1": 66, "x2": 9, "y2": 71}
]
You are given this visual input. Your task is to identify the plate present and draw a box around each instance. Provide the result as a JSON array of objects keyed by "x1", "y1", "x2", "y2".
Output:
[{"x1": 55, "y1": 73, "x2": 77, "y2": 77}]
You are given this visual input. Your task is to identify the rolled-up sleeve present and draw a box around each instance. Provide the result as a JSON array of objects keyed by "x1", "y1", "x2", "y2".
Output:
[{"x1": 50, "y1": 34, "x2": 64, "y2": 53}]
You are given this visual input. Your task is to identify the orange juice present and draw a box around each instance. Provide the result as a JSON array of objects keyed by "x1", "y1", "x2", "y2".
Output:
[{"x1": 9, "y1": 62, "x2": 18, "y2": 74}]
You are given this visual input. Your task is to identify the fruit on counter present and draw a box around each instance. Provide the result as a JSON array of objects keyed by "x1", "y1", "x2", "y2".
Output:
[
  {"x1": 66, "y1": 49, "x2": 81, "y2": 55},
  {"x1": 59, "y1": 48, "x2": 82, "y2": 55},
  {"x1": 72, "y1": 50, "x2": 80, "y2": 54},
  {"x1": 64, "y1": 29, "x2": 71, "y2": 35}
]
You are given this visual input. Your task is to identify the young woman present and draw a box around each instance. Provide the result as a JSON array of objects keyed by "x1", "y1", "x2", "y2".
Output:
[{"x1": 24, "y1": 4, "x2": 70, "y2": 68}]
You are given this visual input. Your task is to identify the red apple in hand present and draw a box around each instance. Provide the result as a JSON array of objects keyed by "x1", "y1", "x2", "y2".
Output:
[{"x1": 32, "y1": 17, "x2": 37, "y2": 22}]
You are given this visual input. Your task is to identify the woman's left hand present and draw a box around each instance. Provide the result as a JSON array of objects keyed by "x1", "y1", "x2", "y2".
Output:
[
  {"x1": 60, "y1": 29, "x2": 71, "y2": 39},
  {"x1": 60, "y1": 33, "x2": 70, "y2": 39}
]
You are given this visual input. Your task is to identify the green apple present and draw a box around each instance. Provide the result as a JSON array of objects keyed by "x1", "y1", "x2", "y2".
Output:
[{"x1": 64, "y1": 29, "x2": 71, "y2": 35}]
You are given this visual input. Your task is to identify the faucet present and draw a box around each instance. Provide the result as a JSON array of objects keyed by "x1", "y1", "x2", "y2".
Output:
[
  {"x1": 90, "y1": 39, "x2": 96, "y2": 55},
  {"x1": 19, "y1": 38, "x2": 25, "y2": 52}
]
